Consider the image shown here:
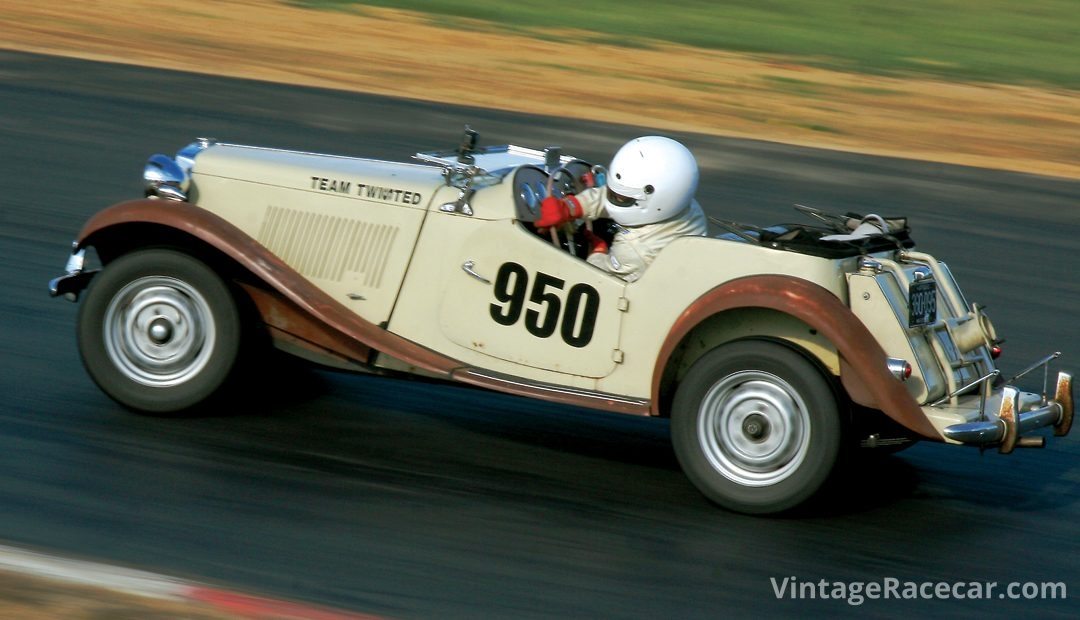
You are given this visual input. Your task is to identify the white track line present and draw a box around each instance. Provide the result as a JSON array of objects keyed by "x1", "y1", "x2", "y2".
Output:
[
  {"x1": 0, "y1": 543, "x2": 187, "y2": 601},
  {"x1": 0, "y1": 543, "x2": 383, "y2": 619}
]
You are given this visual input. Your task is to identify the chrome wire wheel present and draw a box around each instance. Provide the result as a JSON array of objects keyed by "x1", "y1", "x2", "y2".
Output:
[
  {"x1": 103, "y1": 276, "x2": 216, "y2": 387},
  {"x1": 697, "y1": 371, "x2": 810, "y2": 487}
]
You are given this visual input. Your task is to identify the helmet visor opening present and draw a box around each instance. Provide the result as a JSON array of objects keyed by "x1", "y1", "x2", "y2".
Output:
[{"x1": 606, "y1": 187, "x2": 638, "y2": 208}]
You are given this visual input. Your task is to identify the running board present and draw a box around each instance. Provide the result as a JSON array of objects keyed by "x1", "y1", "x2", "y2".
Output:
[{"x1": 452, "y1": 368, "x2": 652, "y2": 416}]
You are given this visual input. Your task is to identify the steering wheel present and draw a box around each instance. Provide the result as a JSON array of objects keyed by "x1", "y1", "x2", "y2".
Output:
[{"x1": 544, "y1": 162, "x2": 607, "y2": 254}]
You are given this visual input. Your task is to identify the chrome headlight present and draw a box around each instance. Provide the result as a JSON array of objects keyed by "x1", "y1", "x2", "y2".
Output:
[
  {"x1": 143, "y1": 137, "x2": 216, "y2": 201},
  {"x1": 143, "y1": 154, "x2": 189, "y2": 201}
]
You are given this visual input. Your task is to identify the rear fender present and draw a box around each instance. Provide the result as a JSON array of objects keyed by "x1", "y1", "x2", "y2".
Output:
[{"x1": 652, "y1": 274, "x2": 940, "y2": 439}]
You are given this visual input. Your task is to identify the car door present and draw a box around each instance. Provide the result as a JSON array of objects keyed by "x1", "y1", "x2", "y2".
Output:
[{"x1": 440, "y1": 220, "x2": 627, "y2": 379}]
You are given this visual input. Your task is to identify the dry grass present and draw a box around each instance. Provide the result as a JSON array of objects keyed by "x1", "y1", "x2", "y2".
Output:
[{"x1": 1, "y1": 0, "x2": 1077, "y2": 178}]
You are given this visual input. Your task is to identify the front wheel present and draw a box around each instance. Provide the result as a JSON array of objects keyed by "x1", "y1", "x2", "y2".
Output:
[
  {"x1": 77, "y1": 248, "x2": 241, "y2": 414},
  {"x1": 671, "y1": 340, "x2": 842, "y2": 514}
]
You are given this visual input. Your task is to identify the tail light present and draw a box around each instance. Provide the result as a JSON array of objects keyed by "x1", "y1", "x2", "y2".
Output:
[{"x1": 887, "y1": 357, "x2": 912, "y2": 381}]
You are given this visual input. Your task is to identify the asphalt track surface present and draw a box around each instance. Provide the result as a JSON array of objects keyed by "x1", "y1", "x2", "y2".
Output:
[{"x1": 2, "y1": 50, "x2": 1078, "y2": 618}]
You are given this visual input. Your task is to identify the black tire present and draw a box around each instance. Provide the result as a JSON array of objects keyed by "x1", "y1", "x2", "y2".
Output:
[
  {"x1": 671, "y1": 340, "x2": 842, "y2": 514},
  {"x1": 77, "y1": 248, "x2": 241, "y2": 415}
]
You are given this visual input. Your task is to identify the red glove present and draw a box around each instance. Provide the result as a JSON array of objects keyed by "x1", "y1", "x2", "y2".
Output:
[
  {"x1": 582, "y1": 229, "x2": 608, "y2": 255},
  {"x1": 536, "y1": 196, "x2": 583, "y2": 228}
]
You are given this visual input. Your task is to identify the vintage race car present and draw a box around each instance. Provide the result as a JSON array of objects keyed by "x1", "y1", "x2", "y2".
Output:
[{"x1": 49, "y1": 129, "x2": 1073, "y2": 514}]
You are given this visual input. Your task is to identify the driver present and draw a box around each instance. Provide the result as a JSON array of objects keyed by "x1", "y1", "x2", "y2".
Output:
[{"x1": 536, "y1": 136, "x2": 708, "y2": 282}]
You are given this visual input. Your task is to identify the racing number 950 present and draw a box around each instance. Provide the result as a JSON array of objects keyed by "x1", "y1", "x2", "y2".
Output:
[{"x1": 489, "y1": 262, "x2": 600, "y2": 348}]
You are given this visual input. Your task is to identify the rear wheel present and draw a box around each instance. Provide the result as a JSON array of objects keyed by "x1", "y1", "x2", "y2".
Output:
[
  {"x1": 78, "y1": 248, "x2": 241, "y2": 414},
  {"x1": 671, "y1": 340, "x2": 841, "y2": 514}
]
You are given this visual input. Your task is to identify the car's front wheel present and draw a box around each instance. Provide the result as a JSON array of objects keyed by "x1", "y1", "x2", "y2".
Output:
[
  {"x1": 671, "y1": 340, "x2": 842, "y2": 514},
  {"x1": 78, "y1": 248, "x2": 241, "y2": 414}
]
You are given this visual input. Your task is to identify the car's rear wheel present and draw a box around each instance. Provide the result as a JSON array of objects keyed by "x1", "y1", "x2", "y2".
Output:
[
  {"x1": 78, "y1": 248, "x2": 241, "y2": 414},
  {"x1": 671, "y1": 340, "x2": 841, "y2": 514}
]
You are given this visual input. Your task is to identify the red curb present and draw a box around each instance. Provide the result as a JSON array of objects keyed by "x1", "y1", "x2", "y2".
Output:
[{"x1": 185, "y1": 586, "x2": 387, "y2": 620}]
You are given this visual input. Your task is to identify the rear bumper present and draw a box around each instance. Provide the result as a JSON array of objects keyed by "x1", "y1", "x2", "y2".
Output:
[{"x1": 942, "y1": 371, "x2": 1073, "y2": 452}]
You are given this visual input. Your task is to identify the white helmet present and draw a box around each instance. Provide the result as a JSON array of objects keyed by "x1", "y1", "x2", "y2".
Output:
[{"x1": 604, "y1": 136, "x2": 699, "y2": 226}]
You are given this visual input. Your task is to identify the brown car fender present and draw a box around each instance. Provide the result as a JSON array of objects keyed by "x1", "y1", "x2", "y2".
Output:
[
  {"x1": 651, "y1": 274, "x2": 940, "y2": 439},
  {"x1": 76, "y1": 199, "x2": 461, "y2": 378}
]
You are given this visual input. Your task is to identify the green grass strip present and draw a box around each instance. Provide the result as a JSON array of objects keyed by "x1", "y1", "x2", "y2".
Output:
[{"x1": 289, "y1": 0, "x2": 1080, "y2": 89}]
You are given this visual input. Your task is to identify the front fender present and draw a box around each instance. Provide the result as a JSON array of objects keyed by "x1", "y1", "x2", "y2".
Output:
[
  {"x1": 652, "y1": 274, "x2": 940, "y2": 440},
  {"x1": 75, "y1": 199, "x2": 461, "y2": 378}
]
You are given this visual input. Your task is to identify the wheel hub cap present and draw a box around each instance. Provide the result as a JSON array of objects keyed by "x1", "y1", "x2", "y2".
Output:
[
  {"x1": 742, "y1": 413, "x2": 770, "y2": 442},
  {"x1": 103, "y1": 276, "x2": 216, "y2": 387},
  {"x1": 147, "y1": 317, "x2": 173, "y2": 345},
  {"x1": 698, "y1": 371, "x2": 810, "y2": 486}
]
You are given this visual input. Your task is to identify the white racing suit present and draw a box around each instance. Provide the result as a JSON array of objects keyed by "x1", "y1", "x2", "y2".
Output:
[{"x1": 572, "y1": 186, "x2": 709, "y2": 282}]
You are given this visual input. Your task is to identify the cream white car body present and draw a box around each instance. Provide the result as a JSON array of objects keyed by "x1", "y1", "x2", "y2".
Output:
[{"x1": 50, "y1": 134, "x2": 1073, "y2": 513}]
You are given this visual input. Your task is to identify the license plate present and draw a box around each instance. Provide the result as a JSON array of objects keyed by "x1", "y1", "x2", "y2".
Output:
[{"x1": 908, "y1": 279, "x2": 937, "y2": 327}]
